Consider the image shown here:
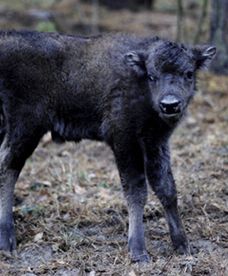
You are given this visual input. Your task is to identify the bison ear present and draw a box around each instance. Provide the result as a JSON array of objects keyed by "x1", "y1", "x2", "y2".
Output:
[
  {"x1": 192, "y1": 45, "x2": 216, "y2": 70},
  {"x1": 124, "y1": 51, "x2": 147, "y2": 77}
]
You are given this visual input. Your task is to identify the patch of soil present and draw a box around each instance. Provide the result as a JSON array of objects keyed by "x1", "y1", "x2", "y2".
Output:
[{"x1": 0, "y1": 74, "x2": 227, "y2": 276}]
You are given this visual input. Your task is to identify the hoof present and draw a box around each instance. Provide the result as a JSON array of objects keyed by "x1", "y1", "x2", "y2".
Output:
[
  {"x1": 174, "y1": 239, "x2": 191, "y2": 255},
  {"x1": 0, "y1": 224, "x2": 16, "y2": 252},
  {"x1": 130, "y1": 251, "x2": 150, "y2": 263},
  {"x1": 171, "y1": 232, "x2": 191, "y2": 255}
]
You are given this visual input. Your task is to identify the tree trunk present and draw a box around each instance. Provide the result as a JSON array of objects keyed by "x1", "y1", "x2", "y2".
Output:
[
  {"x1": 194, "y1": 0, "x2": 208, "y2": 44},
  {"x1": 176, "y1": 0, "x2": 184, "y2": 42},
  {"x1": 99, "y1": 0, "x2": 155, "y2": 11},
  {"x1": 92, "y1": 0, "x2": 99, "y2": 34},
  {"x1": 210, "y1": 0, "x2": 228, "y2": 74}
]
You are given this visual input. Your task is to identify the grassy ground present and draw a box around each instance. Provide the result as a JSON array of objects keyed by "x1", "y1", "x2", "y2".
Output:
[
  {"x1": 0, "y1": 1, "x2": 227, "y2": 275},
  {"x1": 1, "y1": 72, "x2": 226, "y2": 276}
]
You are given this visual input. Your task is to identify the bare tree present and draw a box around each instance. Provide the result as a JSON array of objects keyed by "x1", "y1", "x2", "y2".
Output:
[
  {"x1": 176, "y1": 0, "x2": 184, "y2": 42},
  {"x1": 194, "y1": 0, "x2": 208, "y2": 44},
  {"x1": 99, "y1": 0, "x2": 155, "y2": 10},
  {"x1": 91, "y1": 0, "x2": 99, "y2": 33},
  {"x1": 210, "y1": 0, "x2": 228, "y2": 74}
]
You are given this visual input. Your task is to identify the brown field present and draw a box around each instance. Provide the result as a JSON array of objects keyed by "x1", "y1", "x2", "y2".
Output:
[{"x1": 0, "y1": 1, "x2": 227, "y2": 275}]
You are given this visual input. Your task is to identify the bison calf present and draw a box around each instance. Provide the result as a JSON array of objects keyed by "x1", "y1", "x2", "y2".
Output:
[{"x1": 0, "y1": 31, "x2": 216, "y2": 262}]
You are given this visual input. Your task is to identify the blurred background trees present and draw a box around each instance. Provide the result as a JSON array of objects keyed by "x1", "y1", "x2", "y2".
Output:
[
  {"x1": 0, "y1": 0, "x2": 227, "y2": 74},
  {"x1": 91, "y1": 0, "x2": 155, "y2": 11},
  {"x1": 209, "y1": 0, "x2": 228, "y2": 74},
  {"x1": 176, "y1": 0, "x2": 228, "y2": 74}
]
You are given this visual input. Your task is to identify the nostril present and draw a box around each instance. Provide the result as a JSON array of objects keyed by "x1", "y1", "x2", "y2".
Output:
[
  {"x1": 160, "y1": 96, "x2": 181, "y2": 114},
  {"x1": 160, "y1": 101, "x2": 181, "y2": 114}
]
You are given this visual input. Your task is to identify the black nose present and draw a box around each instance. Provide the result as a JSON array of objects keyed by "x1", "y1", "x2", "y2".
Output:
[{"x1": 160, "y1": 96, "x2": 181, "y2": 115}]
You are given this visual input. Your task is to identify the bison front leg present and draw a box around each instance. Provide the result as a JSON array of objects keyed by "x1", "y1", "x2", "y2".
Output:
[
  {"x1": 113, "y1": 141, "x2": 149, "y2": 262},
  {"x1": 144, "y1": 142, "x2": 190, "y2": 254}
]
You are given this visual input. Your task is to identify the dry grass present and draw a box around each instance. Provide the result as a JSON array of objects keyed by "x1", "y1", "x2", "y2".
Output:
[{"x1": 0, "y1": 73, "x2": 227, "y2": 276}]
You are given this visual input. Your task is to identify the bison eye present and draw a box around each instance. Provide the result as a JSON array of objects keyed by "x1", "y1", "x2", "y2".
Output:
[
  {"x1": 148, "y1": 75, "x2": 158, "y2": 82},
  {"x1": 186, "y1": 71, "x2": 194, "y2": 80}
]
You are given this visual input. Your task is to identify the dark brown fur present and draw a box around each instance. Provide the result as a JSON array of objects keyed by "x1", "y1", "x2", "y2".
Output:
[{"x1": 0, "y1": 31, "x2": 216, "y2": 262}]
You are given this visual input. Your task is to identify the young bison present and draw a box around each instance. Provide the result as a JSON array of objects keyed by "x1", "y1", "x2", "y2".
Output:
[{"x1": 0, "y1": 31, "x2": 216, "y2": 262}]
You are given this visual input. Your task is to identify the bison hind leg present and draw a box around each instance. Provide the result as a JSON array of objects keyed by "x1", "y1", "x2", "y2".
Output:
[{"x1": 0, "y1": 100, "x2": 6, "y2": 145}]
